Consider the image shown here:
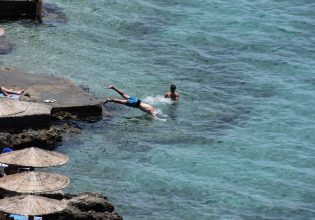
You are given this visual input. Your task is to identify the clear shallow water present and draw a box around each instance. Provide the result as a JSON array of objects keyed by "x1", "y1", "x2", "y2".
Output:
[{"x1": 1, "y1": 0, "x2": 315, "y2": 219}]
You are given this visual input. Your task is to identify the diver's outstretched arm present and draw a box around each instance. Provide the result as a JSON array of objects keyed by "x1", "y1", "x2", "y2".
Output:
[{"x1": 108, "y1": 85, "x2": 130, "y2": 99}]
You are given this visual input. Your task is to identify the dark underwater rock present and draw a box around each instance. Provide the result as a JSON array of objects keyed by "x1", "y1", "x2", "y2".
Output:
[
  {"x1": 42, "y1": 3, "x2": 68, "y2": 24},
  {"x1": 0, "y1": 36, "x2": 13, "y2": 55}
]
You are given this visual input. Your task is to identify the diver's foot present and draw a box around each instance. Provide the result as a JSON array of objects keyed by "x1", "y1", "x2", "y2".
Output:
[
  {"x1": 107, "y1": 85, "x2": 115, "y2": 90},
  {"x1": 104, "y1": 98, "x2": 110, "y2": 104}
]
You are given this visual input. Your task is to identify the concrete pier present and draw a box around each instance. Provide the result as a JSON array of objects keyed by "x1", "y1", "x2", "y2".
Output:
[
  {"x1": 0, "y1": 68, "x2": 103, "y2": 118},
  {"x1": 0, "y1": 0, "x2": 42, "y2": 20},
  {"x1": 0, "y1": 98, "x2": 51, "y2": 130}
]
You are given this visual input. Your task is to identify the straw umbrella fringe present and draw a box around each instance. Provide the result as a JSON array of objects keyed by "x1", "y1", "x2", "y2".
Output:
[
  {"x1": 0, "y1": 147, "x2": 69, "y2": 217},
  {"x1": 0, "y1": 147, "x2": 69, "y2": 167},
  {"x1": 0, "y1": 171, "x2": 70, "y2": 193},
  {"x1": 0, "y1": 195, "x2": 67, "y2": 216}
]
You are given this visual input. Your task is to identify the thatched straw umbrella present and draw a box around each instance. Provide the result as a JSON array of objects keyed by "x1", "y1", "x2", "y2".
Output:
[
  {"x1": 0, "y1": 147, "x2": 70, "y2": 219},
  {"x1": 0, "y1": 147, "x2": 69, "y2": 167},
  {"x1": 0, "y1": 171, "x2": 70, "y2": 193},
  {"x1": 0, "y1": 195, "x2": 67, "y2": 216}
]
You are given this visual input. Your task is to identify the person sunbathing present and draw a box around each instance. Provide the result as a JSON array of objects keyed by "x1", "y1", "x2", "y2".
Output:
[
  {"x1": 104, "y1": 85, "x2": 156, "y2": 116},
  {"x1": 0, "y1": 86, "x2": 25, "y2": 96}
]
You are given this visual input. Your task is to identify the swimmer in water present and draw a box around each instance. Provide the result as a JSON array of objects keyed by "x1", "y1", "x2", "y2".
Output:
[
  {"x1": 164, "y1": 84, "x2": 179, "y2": 101},
  {"x1": 104, "y1": 85, "x2": 156, "y2": 116}
]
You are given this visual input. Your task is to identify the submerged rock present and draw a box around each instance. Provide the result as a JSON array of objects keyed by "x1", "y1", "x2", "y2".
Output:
[
  {"x1": 42, "y1": 3, "x2": 68, "y2": 24},
  {"x1": 44, "y1": 192, "x2": 123, "y2": 220},
  {"x1": 0, "y1": 36, "x2": 13, "y2": 55}
]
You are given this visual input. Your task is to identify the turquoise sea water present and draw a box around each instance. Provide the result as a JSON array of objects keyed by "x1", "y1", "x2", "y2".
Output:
[{"x1": 1, "y1": 0, "x2": 315, "y2": 219}]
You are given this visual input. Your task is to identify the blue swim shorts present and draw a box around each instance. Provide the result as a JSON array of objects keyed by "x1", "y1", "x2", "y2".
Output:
[{"x1": 126, "y1": 96, "x2": 141, "y2": 108}]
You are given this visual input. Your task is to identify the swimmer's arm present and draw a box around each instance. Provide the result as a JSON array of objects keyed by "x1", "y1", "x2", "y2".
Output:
[{"x1": 175, "y1": 93, "x2": 179, "y2": 101}]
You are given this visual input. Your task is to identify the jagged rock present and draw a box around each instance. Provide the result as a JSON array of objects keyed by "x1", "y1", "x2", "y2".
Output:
[
  {"x1": 43, "y1": 192, "x2": 123, "y2": 220},
  {"x1": 68, "y1": 192, "x2": 114, "y2": 213},
  {"x1": 52, "y1": 111, "x2": 77, "y2": 120},
  {"x1": 42, "y1": 3, "x2": 68, "y2": 24},
  {"x1": 0, "y1": 126, "x2": 63, "y2": 150},
  {"x1": 0, "y1": 122, "x2": 82, "y2": 150}
]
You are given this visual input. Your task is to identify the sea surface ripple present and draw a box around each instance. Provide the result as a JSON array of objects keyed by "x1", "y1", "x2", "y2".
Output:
[{"x1": 1, "y1": 0, "x2": 315, "y2": 219}]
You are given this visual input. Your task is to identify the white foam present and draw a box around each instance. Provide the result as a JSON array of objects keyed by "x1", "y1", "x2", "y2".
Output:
[
  {"x1": 142, "y1": 95, "x2": 174, "y2": 105},
  {"x1": 141, "y1": 96, "x2": 173, "y2": 121},
  {"x1": 151, "y1": 109, "x2": 168, "y2": 122},
  {"x1": 155, "y1": 117, "x2": 167, "y2": 122}
]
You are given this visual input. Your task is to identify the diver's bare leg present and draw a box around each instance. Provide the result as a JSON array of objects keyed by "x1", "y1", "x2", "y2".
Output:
[{"x1": 104, "y1": 98, "x2": 128, "y2": 105}]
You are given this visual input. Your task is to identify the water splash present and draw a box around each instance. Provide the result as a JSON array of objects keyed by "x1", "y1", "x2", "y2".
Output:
[
  {"x1": 142, "y1": 95, "x2": 174, "y2": 105},
  {"x1": 141, "y1": 96, "x2": 172, "y2": 121},
  {"x1": 153, "y1": 108, "x2": 168, "y2": 122}
]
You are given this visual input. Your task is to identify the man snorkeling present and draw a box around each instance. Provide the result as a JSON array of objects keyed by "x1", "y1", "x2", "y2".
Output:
[
  {"x1": 104, "y1": 85, "x2": 156, "y2": 116},
  {"x1": 164, "y1": 84, "x2": 179, "y2": 101}
]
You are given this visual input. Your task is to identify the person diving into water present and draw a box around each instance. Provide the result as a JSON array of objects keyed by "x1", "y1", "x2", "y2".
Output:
[{"x1": 104, "y1": 85, "x2": 156, "y2": 117}]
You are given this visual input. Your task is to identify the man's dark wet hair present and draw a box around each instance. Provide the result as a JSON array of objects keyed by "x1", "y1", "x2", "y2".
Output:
[{"x1": 170, "y1": 84, "x2": 176, "y2": 91}]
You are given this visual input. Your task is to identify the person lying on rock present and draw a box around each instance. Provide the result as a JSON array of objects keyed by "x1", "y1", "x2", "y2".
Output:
[
  {"x1": 104, "y1": 85, "x2": 156, "y2": 117},
  {"x1": 0, "y1": 86, "x2": 25, "y2": 96}
]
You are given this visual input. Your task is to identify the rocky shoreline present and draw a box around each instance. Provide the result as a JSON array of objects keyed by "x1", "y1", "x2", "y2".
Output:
[
  {"x1": 0, "y1": 110, "x2": 86, "y2": 150},
  {"x1": 0, "y1": 190, "x2": 123, "y2": 220},
  {"x1": 0, "y1": 106, "x2": 124, "y2": 220},
  {"x1": 0, "y1": 95, "x2": 124, "y2": 220},
  {"x1": 0, "y1": 108, "x2": 125, "y2": 220},
  {"x1": 0, "y1": 35, "x2": 13, "y2": 55},
  {"x1": 0, "y1": 122, "x2": 79, "y2": 151},
  {"x1": 0, "y1": 4, "x2": 123, "y2": 219}
]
